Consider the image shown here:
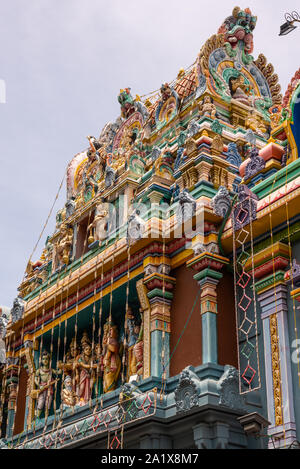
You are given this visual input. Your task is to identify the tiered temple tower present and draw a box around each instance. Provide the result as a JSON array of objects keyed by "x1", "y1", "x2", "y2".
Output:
[{"x1": 1, "y1": 6, "x2": 300, "y2": 450}]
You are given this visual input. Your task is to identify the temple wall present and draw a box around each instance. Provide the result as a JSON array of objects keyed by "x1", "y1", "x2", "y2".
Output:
[
  {"x1": 13, "y1": 360, "x2": 27, "y2": 436},
  {"x1": 216, "y1": 272, "x2": 238, "y2": 368},
  {"x1": 170, "y1": 265, "x2": 202, "y2": 377}
]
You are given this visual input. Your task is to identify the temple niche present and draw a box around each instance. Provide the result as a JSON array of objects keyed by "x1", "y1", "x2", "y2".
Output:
[{"x1": 3, "y1": 5, "x2": 300, "y2": 451}]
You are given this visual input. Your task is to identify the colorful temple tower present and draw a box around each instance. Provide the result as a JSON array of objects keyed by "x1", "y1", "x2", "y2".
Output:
[{"x1": 1, "y1": 6, "x2": 300, "y2": 450}]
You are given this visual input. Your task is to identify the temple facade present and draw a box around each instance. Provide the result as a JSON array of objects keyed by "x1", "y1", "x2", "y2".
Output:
[{"x1": 1, "y1": 6, "x2": 300, "y2": 450}]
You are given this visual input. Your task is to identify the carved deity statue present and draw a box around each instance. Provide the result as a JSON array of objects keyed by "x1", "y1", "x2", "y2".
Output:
[
  {"x1": 126, "y1": 308, "x2": 142, "y2": 379},
  {"x1": 245, "y1": 109, "x2": 267, "y2": 136},
  {"x1": 229, "y1": 74, "x2": 253, "y2": 106},
  {"x1": 61, "y1": 375, "x2": 78, "y2": 408},
  {"x1": 200, "y1": 96, "x2": 217, "y2": 118},
  {"x1": 88, "y1": 202, "x2": 109, "y2": 244},
  {"x1": 55, "y1": 223, "x2": 73, "y2": 267},
  {"x1": 92, "y1": 342, "x2": 103, "y2": 396},
  {"x1": 75, "y1": 332, "x2": 94, "y2": 406},
  {"x1": 57, "y1": 337, "x2": 80, "y2": 391},
  {"x1": 131, "y1": 318, "x2": 144, "y2": 378},
  {"x1": 160, "y1": 83, "x2": 173, "y2": 102},
  {"x1": 33, "y1": 351, "x2": 61, "y2": 419},
  {"x1": 103, "y1": 320, "x2": 121, "y2": 393}
]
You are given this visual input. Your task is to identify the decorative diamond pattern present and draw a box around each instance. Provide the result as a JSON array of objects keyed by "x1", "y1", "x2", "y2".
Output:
[
  {"x1": 242, "y1": 365, "x2": 256, "y2": 385},
  {"x1": 13, "y1": 390, "x2": 157, "y2": 449},
  {"x1": 241, "y1": 341, "x2": 255, "y2": 359},
  {"x1": 110, "y1": 433, "x2": 121, "y2": 449},
  {"x1": 232, "y1": 194, "x2": 260, "y2": 395},
  {"x1": 141, "y1": 394, "x2": 152, "y2": 414}
]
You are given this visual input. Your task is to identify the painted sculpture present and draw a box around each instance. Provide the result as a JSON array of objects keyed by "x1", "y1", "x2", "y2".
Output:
[
  {"x1": 126, "y1": 308, "x2": 142, "y2": 379},
  {"x1": 75, "y1": 332, "x2": 93, "y2": 406},
  {"x1": 88, "y1": 201, "x2": 109, "y2": 244},
  {"x1": 199, "y1": 96, "x2": 217, "y2": 118},
  {"x1": 55, "y1": 223, "x2": 73, "y2": 267},
  {"x1": 5, "y1": 6, "x2": 300, "y2": 451},
  {"x1": 103, "y1": 321, "x2": 121, "y2": 393},
  {"x1": 229, "y1": 74, "x2": 252, "y2": 106},
  {"x1": 218, "y1": 7, "x2": 257, "y2": 59},
  {"x1": 61, "y1": 375, "x2": 78, "y2": 408},
  {"x1": 33, "y1": 351, "x2": 61, "y2": 419}
]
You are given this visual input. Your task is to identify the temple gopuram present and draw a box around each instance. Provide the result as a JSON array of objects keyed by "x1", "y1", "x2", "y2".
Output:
[{"x1": 1, "y1": 6, "x2": 300, "y2": 450}]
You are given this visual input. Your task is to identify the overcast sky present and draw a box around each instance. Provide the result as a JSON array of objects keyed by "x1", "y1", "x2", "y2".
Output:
[{"x1": 0, "y1": 0, "x2": 299, "y2": 308}]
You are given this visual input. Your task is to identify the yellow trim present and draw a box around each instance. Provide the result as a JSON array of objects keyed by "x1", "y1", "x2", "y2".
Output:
[{"x1": 285, "y1": 120, "x2": 298, "y2": 163}]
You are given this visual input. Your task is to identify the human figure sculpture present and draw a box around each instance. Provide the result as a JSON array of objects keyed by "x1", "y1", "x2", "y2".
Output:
[
  {"x1": 229, "y1": 75, "x2": 253, "y2": 106},
  {"x1": 88, "y1": 202, "x2": 109, "y2": 243},
  {"x1": 57, "y1": 337, "x2": 80, "y2": 397},
  {"x1": 33, "y1": 351, "x2": 61, "y2": 419},
  {"x1": 56, "y1": 223, "x2": 73, "y2": 267},
  {"x1": 200, "y1": 96, "x2": 217, "y2": 118},
  {"x1": 93, "y1": 343, "x2": 103, "y2": 396},
  {"x1": 61, "y1": 375, "x2": 78, "y2": 408},
  {"x1": 103, "y1": 321, "x2": 121, "y2": 393},
  {"x1": 126, "y1": 308, "x2": 142, "y2": 378},
  {"x1": 133, "y1": 325, "x2": 144, "y2": 377},
  {"x1": 245, "y1": 109, "x2": 267, "y2": 136},
  {"x1": 75, "y1": 332, "x2": 93, "y2": 406}
]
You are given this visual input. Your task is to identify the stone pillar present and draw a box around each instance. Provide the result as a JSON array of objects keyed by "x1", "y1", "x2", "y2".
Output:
[
  {"x1": 4, "y1": 360, "x2": 19, "y2": 439},
  {"x1": 143, "y1": 253, "x2": 175, "y2": 379},
  {"x1": 253, "y1": 242, "x2": 296, "y2": 448},
  {"x1": 187, "y1": 252, "x2": 229, "y2": 365},
  {"x1": 193, "y1": 423, "x2": 212, "y2": 449}
]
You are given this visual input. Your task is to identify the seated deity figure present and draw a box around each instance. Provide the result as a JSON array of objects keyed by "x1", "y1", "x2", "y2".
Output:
[
  {"x1": 103, "y1": 320, "x2": 121, "y2": 393},
  {"x1": 61, "y1": 375, "x2": 78, "y2": 408},
  {"x1": 75, "y1": 332, "x2": 94, "y2": 406},
  {"x1": 229, "y1": 74, "x2": 253, "y2": 106},
  {"x1": 200, "y1": 96, "x2": 217, "y2": 118},
  {"x1": 33, "y1": 351, "x2": 62, "y2": 419}
]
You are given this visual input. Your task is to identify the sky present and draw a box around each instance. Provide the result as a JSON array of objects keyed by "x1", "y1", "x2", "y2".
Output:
[{"x1": 0, "y1": 0, "x2": 299, "y2": 308}]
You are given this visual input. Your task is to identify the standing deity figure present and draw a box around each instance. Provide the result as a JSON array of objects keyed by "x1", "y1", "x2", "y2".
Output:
[
  {"x1": 93, "y1": 343, "x2": 103, "y2": 396},
  {"x1": 103, "y1": 320, "x2": 121, "y2": 393},
  {"x1": 133, "y1": 325, "x2": 144, "y2": 377},
  {"x1": 75, "y1": 332, "x2": 93, "y2": 406},
  {"x1": 200, "y1": 96, "x2": 217, "y2": 119},
  {"x1": 88, "y1": 202, "x2": 109, "y2": 243},
  {"x1": 56, "y1": 223, "x2": 73, "y2": 267},
  {"x1": 58, "y1": 337, "x2": 80, "y2": 403},
  {"x1": 126, "y1": 308, "x2": 142, "y2": 379},
  {"x1": 33, "y1": 351, "x2": 61, "y2": 419}
]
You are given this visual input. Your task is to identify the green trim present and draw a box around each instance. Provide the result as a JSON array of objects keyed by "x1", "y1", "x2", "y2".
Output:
[
  {"x1": 193, "y1": 268, "x2": 223, "y2": 283},
  {"x1": 252, "y1": 221, "x2": 300, "y2": 255},
  {"x1": 146, "y1": 289, "x2": 173, "y2": 300},
  {"x1": 252, "y1": 158, "x2": 300, "y2": 199},
  {"x1": 255, "y1": 271, "x2": 286, "y2": 294}
]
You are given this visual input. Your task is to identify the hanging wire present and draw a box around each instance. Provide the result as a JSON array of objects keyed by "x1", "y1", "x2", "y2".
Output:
[
  {"x1": 160, "y1": 238, "x2": 167, "y2": 401},
  {"x1": 284, "y1": 158, "x2": 300, "y2": 388},
  {"x1": 267, "y1": 176, "x2": 287, "y2": 447},
  {"x1": 121, "y1": 245, "x2": 130, "y2": 386},
  {"x1": 20, "y1": 169, "x2": 67, "y2": 288}
]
